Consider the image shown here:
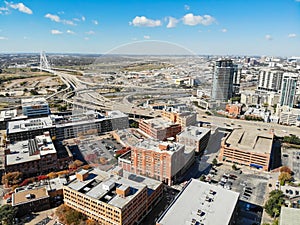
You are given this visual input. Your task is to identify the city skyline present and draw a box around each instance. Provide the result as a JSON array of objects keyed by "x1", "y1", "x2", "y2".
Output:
[{"x1": 0, "y1": 0, "x2": 299, "y2": 56}]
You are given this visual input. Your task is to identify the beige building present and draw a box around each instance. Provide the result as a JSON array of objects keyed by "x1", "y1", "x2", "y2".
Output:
[
  {"x1": 63, "y1": 169, "x2": 163, "y2": 225},
  {"x1": 218, "y1": 128, "x2": 274, "y2": 171}
]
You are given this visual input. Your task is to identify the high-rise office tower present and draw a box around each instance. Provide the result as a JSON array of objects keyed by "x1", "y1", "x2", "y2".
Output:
[
  {"x1": 258, "y1": 69, "x2": 283, "y2": 92},
  {"x1": 211, "y1": 59, "x2": 240, "y2": 102},
  {"x1": 279, "y1": 73, "x2": 298, "y2": 107}
]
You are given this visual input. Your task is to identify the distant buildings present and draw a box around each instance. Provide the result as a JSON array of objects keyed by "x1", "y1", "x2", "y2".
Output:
[
  {"x1": 21, "y1": 98, "x2": 50, "y2": 117},
  {"x1": 63, "y1": 168, "x2": 163, "y2": 225},
  {"x1": 176, "y1": 126, "x2": 211, "y2": 153},
  {"x1": 118, "y1": 140, "x2": 194, "y2": 185},
  {"x1": 156, "y1": 179, "x2": 239, "y2": 225},
  {"x1": 257, "y1": 68, "x2": 283, "y2": 92},
  {"x1": 139, "y1": 118, "x2": 181, "y2": 141},
  {"x1": 211, "y1": 59, "x2": 240, "y2": 102},
  {"x1": 218, "y1": 128, "x2": 274, "y2": 171},
  {"x1": 279, "y1": 73, "x2": 298, "y2": 107},
  {"x1": 5, "y1": 132, "x2": 60, "y2": 176}
]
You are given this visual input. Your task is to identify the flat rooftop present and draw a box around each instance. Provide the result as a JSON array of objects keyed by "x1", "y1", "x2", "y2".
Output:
[
  {"x1": 6, "y1": 133, "x2": 56, "y2": 165},
  {"x1": 177, "y1": 126, "x2": 210, "y2": 140},
  {"x1": 7, "y1": 117, "x2": 53, "y2": 134},
  {"x1": 141, "y1": 117, "x2": 178, "y2": 129},
  {"x1": 157, "y1": 179, "x2": 239, "y2": 225},
  {"x1": 225, "y1": 128, "x2": 274, "y2": 154},
  {"x1": 12, "y1": 187, "x2": 49, "y2": 206},
  {"x1": 21, "y1": 97, "x2": 48, "y2": 106},
  {"x1": 280, "y1": 207, "x2": 300, "y2": 225},
  {"x1": 134, "y1": 139, "x2": 184, "y2": 154},
  {"x1": 106, "y1": 110, "x2": 128, "y2": 119},
  {"x1": 66, "y1": 168, "x2": 161, "y2": 209},
  {"x1": 0, "y1": 109, "x2": 27, "y2": 122}
]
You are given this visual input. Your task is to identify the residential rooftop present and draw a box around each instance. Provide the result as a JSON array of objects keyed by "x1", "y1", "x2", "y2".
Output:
[
  {"x1": 12, "y1": 187, "x2": 49, "y2": 206},
  {"x1": 177, "y1": 126, "x2": 211, "y2": 140},
  {"x1": 6, "y1": 133, "x2": 56, "y2": 165},
  {"x1": 66, "y1": 168, "x2": 162, "y2": 209},
  {"x1": 134, "y1": 139, "x2": 184, "y2": 154},
  {"x1": 157, "y1": 179, "x2": 239, "y2": 225},
  {"x1": 7, "y1": 117, "x2": 53, "y2": 134},
  {"x1": 225, "y1": 128, "x2": 274, "y2": 154}
]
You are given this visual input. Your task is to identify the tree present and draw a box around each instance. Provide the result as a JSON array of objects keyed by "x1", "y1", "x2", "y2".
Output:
[
  {"x1": 232, "y1": 164, "x2": 238, "y2": 170},
  {"x1": 56, "y1": 204, "x2": 87, "y2": 225},
  {"x1": 264, "y1": 190, "x2": 284, "y2": 218},
  {"x1": 1, "y1": 172, "x2": 23, "y2": 187},
  {"x1": 278, "y1": 172, "x2": 292, "y2": 185},
  {"x1": 212, "y1": 158, "x2": 218, "y2": 166},
  {"x1": 0, "y1": 204, "x2": 18, "y2": 225},
  {"x1": 280, "y1": 166, "x2": 292, "y2": 175}
]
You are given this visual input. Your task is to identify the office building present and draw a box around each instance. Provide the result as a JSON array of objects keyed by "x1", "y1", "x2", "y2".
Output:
[
  {"x1": 280, "y1": 207, "x2": 300, "y2": 225},
  {"x1": 119, "y1": 140, "x2": 194, "y2": 185},
  {"x1": 218, "y1": 128, "x2": 274, "y2": 171},
  {"x1": 12, "y1": 187, "x2": 50, "y2": 217},
  {"x1": 161, "y1": 110, "x2": 197, "y2": 129},
  {"x1": 5, "y1": 132, "x2": 58, "y2": 176},
  {"x1": 279, "y1": 73, "x2": 298, "y2": 107},
  {"x1": 258, "y1": 69, "x2": 283, "y2": 92},
  {"x1": 176, "y1": 126, "x2": 211, "y2": 153},
  {"x1": 22, "y1": 98, "x2": 50, "y2": 117},
  {"x1": 156, "y1": 179, "x2": 239, "y2": 225},
  {"x1": 63, "y1": 168, "x2": 163, "y2": 225},
  {"x1": 139, "y1": 118, "x2": 181, "y2": 141},
  {"x1": 211, "y1": 59, "x2": 240, "y2": 102}
]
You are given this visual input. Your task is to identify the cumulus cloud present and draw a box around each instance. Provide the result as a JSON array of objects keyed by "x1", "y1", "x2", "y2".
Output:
[
  {"x1": 143, "y1": 35, "x2": 150, "y2": 39},
  {"x1": 182, "y1": 13, "x2": 216, "y2": 26},
  {"x1": 66, "y1": 30, "x2": 75, "y2": 34},
  {"x1": 265, "y1": 34, "x2": 272, "y2": 40},
  {"x1": 130, "y1": 16, "x2": 162, "y2": 27},
  {"x1": 166, "y1": 17, "x2": 179, "y2": 28},
  {"x1": 45, "y1": 13, "x2": 75, "y2": 25},
  {"x1": 85, "y1": 30, "x2": 95, "y2": 35},
  {"x1": 184, "y1": 4, "x2": 190, "y2": 10},
  {"x1": 0, "y1": 36, "x2": 8, "y2": 40},
  {"x1": 221, "y1": 28, "x2": 227, "y2": 33},
  {"x1": 0, "y1": 6, "x2": 9, "y2": 14},
  {"x1": 82, "y1": 16, "x2": 85, "y2": 21},
  {"x1": 7, "y1": 2, "x2": 32, "y2": 14},
  {"x1": 288, "y1": 33, "x2": 297, "y2": 38},
  {"x1": 51, "y1": 29, "x2": 63, "y2": 35},
  {"x1": 92, "y1": 20, "x2": 98, "y2": 25}
]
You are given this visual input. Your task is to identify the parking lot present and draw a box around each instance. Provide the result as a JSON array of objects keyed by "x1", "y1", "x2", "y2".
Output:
[
  {"x1": 205, "y1": 164, "x2": 269, "y2": 206},
  {"x1": 282, "y1": 147, "x2": 300, "y2": 181}
]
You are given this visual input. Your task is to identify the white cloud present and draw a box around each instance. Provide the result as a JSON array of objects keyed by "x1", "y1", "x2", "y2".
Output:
[
  {"x1": 66, "y1": 30, "x2": 75, "y2": 34},
  {"x1": 166, "y1": 17, "x2": 179, "y2": 28},
  {"x1": 82, "y1": 16, "x2": 85, "y2": 21},
  {"x1": 130, "y1": 16, "x2": 162, "y2": 27},
  {"x1": 73, "y1": 18, "x2": 81, "y2": 22},
  {"x1": 288, "y1": 33, "x2": 297, "y2": 38},
  {"x1": 85, "y1": 30, "x2": 95, "y2": 35},
  {"x1": 7, "y1": 2, "x2": 32, "y2": 14},
  {"x1": 265, "y1": 34, "x2": 272, "y2": 40},
  {"x1": 0, "y1": 6, "x2": 9, "y2": 14},
  {"x1": 45, "y1": 13, "x2": 60, "y2": 22},
  {"x1": 51, "y1": 29, "x2": 63, "y2": 35},
  {"x1": 221, "y1": 28, "x2": 227, "y2": 33},
  {"x1": 45, "y1": 13, "x2": 75, "y2": 26},
  {"x1": 84, "y1": 37, "x2": 89, "y2": 40},
  {"x1": 0, "y1": 36, "x2": 8, "y2": 40},
  {"x1": 182, "y1": 13, "x2": 216, "y2": 26},
  {"x1": 144, "y1": 35, "x2": 150, "y2": 39},
  {"x1": 92, "y1": 20, "x2": 98, "y2": 25},
  {"x1": 184, "y1": 4, "x2": 190, "y2": 10}
]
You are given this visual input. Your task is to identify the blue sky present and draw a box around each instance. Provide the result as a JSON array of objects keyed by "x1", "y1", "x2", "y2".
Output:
[{"x1": 0, "y1": 0, "x2": 299, "y2": 56}]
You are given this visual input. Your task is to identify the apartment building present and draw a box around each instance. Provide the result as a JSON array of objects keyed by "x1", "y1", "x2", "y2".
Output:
[
  {"x1": 218, "y1": 128, "x2": 274, "y2": 171},
  {"x1": 63, "y1": 169, "x2": 163, "y2": 225},
  {"x1": 161, "y1": 110, "x2": 197, "y2": 128},
  {"x1": 176, "y1": 126, "x2": 211, "y2": 153},
  {"x1": 5, "y1": 132, "x2": 58, "y2": 176},
  {"x1": 139, "y1": 118, "x2": 181, "y2": 141},
  {"x1": 119, "y1": 140, "x2": 194, "y2": 185}
]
